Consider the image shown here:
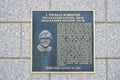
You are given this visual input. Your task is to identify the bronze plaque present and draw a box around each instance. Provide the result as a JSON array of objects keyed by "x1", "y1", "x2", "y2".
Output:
[{"x1": 31, "y1": 10, "x2": 95, "y2": 73}]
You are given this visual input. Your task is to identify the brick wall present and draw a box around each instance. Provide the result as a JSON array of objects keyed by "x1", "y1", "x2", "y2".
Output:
[{"x1": 0, "y1": 0, "x2": 120, "y2": 80}]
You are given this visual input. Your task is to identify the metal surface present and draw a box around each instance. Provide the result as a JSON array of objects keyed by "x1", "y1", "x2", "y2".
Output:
[{"x1": 31, "y1": 10, "x2": 95, "y2": 73}]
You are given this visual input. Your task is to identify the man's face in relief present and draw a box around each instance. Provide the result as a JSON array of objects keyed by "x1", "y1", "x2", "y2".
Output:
[{"x1": 40, "y1": 36, "x2": 51, "y2": 48}]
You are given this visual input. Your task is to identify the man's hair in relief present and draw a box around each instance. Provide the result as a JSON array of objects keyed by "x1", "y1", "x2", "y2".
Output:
[{"x1": 39, "y1": 30, "x2": 52, "y2": 40}]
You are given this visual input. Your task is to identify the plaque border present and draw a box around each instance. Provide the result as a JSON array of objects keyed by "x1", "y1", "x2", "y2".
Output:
[{"x1": 30, "y1": 10, "x2": 96, "y2": 74}]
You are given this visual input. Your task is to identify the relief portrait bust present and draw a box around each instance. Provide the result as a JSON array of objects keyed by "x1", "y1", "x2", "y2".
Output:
[{"x1": 37, "y1": 30, "x2": 52, "y2": 52}]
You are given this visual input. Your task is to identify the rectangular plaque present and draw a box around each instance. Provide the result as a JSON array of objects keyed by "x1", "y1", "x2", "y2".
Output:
[{"x1": 31, "y1": 10, "x2": 95, "y2": 73}]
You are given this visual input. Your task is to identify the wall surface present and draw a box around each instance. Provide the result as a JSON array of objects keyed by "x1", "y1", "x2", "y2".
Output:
[{"x1": 0, "y1": 0, "x2": 120, "y2": 80}]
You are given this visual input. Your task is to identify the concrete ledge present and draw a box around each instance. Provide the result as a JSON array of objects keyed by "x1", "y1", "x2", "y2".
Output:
[
  {"x1": 0, "y1": 24, "x2": 21, "y2": 57},
  {"x1": 108, "y1": 60, "x2": 120, "y2": 80},
  {"x1": 0, "y1": 0, "x2": 49, "y2": 21},
  {"x1": 96, "y1": 24, "x2": 107, "y2": 57},
  {"x1": 51, "y1": 60, "x2": 106, "y2": 80},
  {"x1": 96, "y1": 24, "x2": 120, "y2": 58},
  {"x1": 22, "y1": 24, "x2": 31, "y2": 57},
  {"x1": 107, "y1": 0, "x2": 120, "y2": 22},
  {"x1": 106, "y1": 24, "x2": 120, "y2": 57},
  {"x1": 51, "y1": 0, "x2": 105, "y2": 22},
  {"x1": 0, "y1": 59, "x2": 49, "y2": 80}
]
